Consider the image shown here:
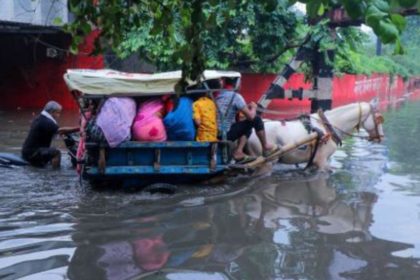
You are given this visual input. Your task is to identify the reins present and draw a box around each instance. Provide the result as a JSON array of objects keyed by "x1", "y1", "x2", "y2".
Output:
[
  {"x1": 310, "y1": 103, "x2": 383, "y2": 142},
  {"x1": 259, "y1": 102, "x2": 383, "y2": 144},
  {"x1": 257, "y1": 103, "x2": 373, "y2": 141},
  {"x1": 257, "y1": 103, "x2": 383, "y2": 169},
  {"x1": 317, "y1": 109, "x2": 343, "y2": 146},
  {"x1": 257, "y1": 102, "x2": 382, "y2": 160}
]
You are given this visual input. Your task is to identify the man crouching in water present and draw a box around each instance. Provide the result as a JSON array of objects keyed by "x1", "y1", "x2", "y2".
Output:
[{"x1": 21, "y1": 101, "x2": 79, "y2": 168}]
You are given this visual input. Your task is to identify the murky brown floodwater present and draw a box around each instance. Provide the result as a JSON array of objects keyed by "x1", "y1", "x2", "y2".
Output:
[{"x1": 1, "y1": 98, "x2": 420, "y2": 280}]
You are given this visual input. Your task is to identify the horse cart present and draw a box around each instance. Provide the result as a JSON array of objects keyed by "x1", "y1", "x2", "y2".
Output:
[
  {"x1": 63, "y1": 69, "x2": 275, "y2": 187},
  {"x1": 63, "y1": 69, "x2": 385, "y2": 188}
]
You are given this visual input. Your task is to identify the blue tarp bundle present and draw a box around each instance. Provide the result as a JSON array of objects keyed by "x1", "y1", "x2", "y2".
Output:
[{"x1": 164, "y1": 97, "x2": 196, "y2": 141}]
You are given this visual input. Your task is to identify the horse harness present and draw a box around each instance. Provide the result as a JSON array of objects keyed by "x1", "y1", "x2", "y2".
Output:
[
  {"x1": 330, "y1": 103, "x2": 384, "y2": 142},
  {"x1": 317, "y1": 109, "x2": 343, "y2": 146},
  {"x1": 272, "y1": 102, "x2": 384, "y2": 169},
  {"x1": 359, "y1": 103, "x2": 384, "y2": 142},
  {"x1": 299, "y1": 114, "x2": 326, "y2": 169},
  {"x1": 301, "y1": 108, "x2": 352, "y2": 169}
]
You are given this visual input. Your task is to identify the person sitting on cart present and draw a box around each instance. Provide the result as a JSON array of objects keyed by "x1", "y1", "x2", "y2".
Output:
[
  {"x1": 192, "y1": 85, "x2": 218, "y2": 142},
  {"x1": 21, "y1": 100, "x2": 79, "y2": 168},
  {"x1": 215, "y1": 77, "x2": 278, "y2": 163},
  {"x1": 76, "y1": 99, "x2": 97, "y2": 173}
]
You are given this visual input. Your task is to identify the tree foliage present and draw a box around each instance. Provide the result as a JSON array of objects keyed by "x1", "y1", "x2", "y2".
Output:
[
  {"x1": 117, "y1": 1, "x2": 304, "y2": 73},
  {"x1": 296, "y1": 0, "x2": 420, "y2": 54},
  {"x1": 66, "y1": 1, "x2": 307, "y2": 75},
  {"x1": 66, "y1": 0, "x2": 420, "y2": 86},
  {"x1": 359, "y1": 15, "x2": 420, "y2": 77}
]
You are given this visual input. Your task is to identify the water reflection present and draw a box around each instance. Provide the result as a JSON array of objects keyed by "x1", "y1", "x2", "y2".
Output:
[
  {"x1": 67, "y1": 193, "x2": 242, "y2": 279},
  {"x1": 63, "y1": 171, "x2": 418, "y2": 279},
  {"x1": 246, "y1": 174, "x2": 374, "y2": 235}
]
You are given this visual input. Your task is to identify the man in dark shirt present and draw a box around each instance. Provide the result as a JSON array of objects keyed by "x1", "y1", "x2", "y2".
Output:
[{"x1": 22, "y1": 101, "x2": 78, "y2": 168}]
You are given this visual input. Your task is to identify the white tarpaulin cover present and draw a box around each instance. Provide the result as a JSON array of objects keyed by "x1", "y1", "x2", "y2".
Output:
[{"x1": 64, "y1": 69, "x2": 241, "y2": 96}]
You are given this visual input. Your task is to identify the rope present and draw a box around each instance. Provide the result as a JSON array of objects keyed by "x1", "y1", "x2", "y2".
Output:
[
  {"x1": 256, "y1": 106, "x2": 306, "y2": 118},
  {"x1": 308, "y1": 115, "x2": 371, "y2": 140},
  {"x1": 330, "y1": 125, "x2": 370, "y2": 140},
  {"x1": 258, "y1": 107, "x2": 313, "y2": 125},
  {"x1": 317, "y1": 109, "x2": 342, "y2": 146},
  {"x1": 303, "y1": 126, "x2": 325, "y2": 169},
  {"x1": 259, "y1": 106, "x2": 373, "y2": 141}
]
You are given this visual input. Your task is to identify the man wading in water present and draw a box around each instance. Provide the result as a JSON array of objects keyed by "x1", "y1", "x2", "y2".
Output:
[{"x1": 21, "y1": 101, "x2": 78, "y2": 168}]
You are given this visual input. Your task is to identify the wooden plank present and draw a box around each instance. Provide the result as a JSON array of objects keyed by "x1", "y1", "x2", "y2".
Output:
[
  {"x1": 269, "y1": 132, "x2": 318, "y2": 160},
  {"x1": 229, "y1": 132, "x2": 319, "y2": 172},
  {"x1": 229, "y1": 156, "x2": 266, "y2": 170},
  {"x1": 263, "y1": 149, "x2": 283, "y2": 162}
]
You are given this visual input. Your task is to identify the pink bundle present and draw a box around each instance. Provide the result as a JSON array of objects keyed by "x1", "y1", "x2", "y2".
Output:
[{"x1": 132, "y1": 99, "x2": 167, "y2": 142}]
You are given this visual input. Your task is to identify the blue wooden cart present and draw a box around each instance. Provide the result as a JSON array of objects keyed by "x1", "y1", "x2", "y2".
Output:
[
  {"x1": 63, "y1": 69, "x2": 245, "y2": 187},
  {"x1": 83, "y1": 141, "x2": 232, "y2": 186}
]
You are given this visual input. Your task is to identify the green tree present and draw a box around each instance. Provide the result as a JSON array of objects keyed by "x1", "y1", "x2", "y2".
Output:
[
  {"x1": 389, "y1": 15, "x2": 420, "y2": 74},
  {"x1": 360, "y1": 15, "x2": 420, "y2": 77},
  {"x1": 116, "y1": 1, "x2": 304, "y2": 73},
  {"x1": 66, "y1": 0, "x2": 420, "y2": 87},
  {"x1": 297, "y1": 0, "x2": 420, "y2": 54}
]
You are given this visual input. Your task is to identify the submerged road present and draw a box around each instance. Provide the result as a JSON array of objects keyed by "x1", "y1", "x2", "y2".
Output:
[{"x1": 0, "y1": 98, "x2": 420, "y2": 279}]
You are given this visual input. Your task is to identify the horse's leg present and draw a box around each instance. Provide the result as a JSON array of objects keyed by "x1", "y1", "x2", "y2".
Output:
[
  {"x1": 312, "y1": 143, "x2": 337, "y2": 171},
  {"x1": 247, "y1": 131, "x2": 263, "y2": 156},
  {"x1": 313, "y1": 159, "x2": 331, "y2": 172},
  {"x1": 255, "y1": 129, "x2": 275, "y2": 152}
]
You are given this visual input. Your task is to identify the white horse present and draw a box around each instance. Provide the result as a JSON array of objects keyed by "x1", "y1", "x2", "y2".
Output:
[{"x1": 247, "y1": 100, "x2": 385, "y2": 170}]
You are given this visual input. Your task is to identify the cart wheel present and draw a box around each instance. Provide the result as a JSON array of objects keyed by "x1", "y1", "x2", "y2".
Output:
[{"x1": 143, "y1": 183, "x2": 178, "y2": 194}]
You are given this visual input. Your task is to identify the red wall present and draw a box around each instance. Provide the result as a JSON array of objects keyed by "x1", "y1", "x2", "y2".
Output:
[
  {"x1": 241, "y1": 73, "x2": 312, "y2": 118},
  {"x1": 332, "y1": 74, "x2": 406, "y2": 110},
  {"x1": 240, "y1": 73, "x2": 412, "y2": 119},
  {"x1": 1, "y1": 31, "x2": 103, "y2": 110}
]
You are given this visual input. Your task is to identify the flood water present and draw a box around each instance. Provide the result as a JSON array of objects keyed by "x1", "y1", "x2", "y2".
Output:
[{"x1": 1, "y1": 99, "x2": 420, "y2": 280}]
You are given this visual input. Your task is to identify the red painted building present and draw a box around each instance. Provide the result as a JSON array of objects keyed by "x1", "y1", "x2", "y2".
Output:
[
  {"x1": 0, "y1": 28, "x2": 103, "y2": 109},
  {"x1": 0, "y1": 0, "x2": 103, "y2": 109}
]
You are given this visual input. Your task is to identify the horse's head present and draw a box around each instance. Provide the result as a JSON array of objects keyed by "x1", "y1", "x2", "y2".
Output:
[{"x1": 359, "y1": 99, "x2": 384, "y2": 143}]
